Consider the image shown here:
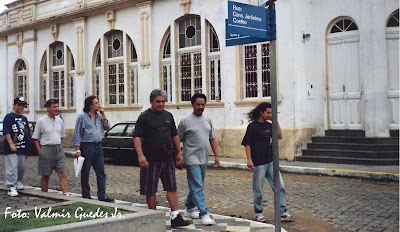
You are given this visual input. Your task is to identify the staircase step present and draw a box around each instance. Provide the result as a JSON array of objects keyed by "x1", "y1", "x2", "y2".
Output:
[
  {"x1": 296, "y1": 156, "x2": 399, "y2": 165},
  {"x1": 302, "y1": 149, "x2": 399, "y2": 159},
  {"x1": 325, "y1": 130, "x2": 365, "y2": 137},
  {"x1": 312, "y1": 136, "x2": 399, "y2": 144},
  {"x1": 306, "y1": 143, "x2": 399, "y2": 151},
  {"x1": 390, "y1": 130, "x2": 399, "y2": 138}
]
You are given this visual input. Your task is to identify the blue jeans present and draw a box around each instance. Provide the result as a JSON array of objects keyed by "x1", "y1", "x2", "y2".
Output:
[
  {"x1": 185, "y1": 164, "x2": 210, "y2": 216},
  {"x1": 80, "y1": 143, "x2": 107, "y2": 200},
  {"x1": 253, "y1": 162, "x2": 286, "y2": 214}
]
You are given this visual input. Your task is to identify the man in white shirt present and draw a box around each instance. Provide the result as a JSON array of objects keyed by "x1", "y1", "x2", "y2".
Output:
[{"x1": 32, "y1": 99, "x2": 69, "y2": 195}]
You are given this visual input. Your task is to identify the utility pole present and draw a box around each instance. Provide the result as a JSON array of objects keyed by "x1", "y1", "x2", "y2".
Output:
[{"x1": 267, "y1": 0, "x2": 281, "y2": 231}]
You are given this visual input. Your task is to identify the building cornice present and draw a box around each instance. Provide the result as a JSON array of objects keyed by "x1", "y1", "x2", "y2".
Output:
[{"x1": 0, "y1": 0, "x2": 142, "y2": 37}]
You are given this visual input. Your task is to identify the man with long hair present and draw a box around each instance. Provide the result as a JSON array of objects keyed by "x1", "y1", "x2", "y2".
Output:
[
  {"x1": 242, "y1": 102, "x2": 294, "y2": 222},
  {"x1": 73, "y1": 95, "x2": 114, "y2": 202}
]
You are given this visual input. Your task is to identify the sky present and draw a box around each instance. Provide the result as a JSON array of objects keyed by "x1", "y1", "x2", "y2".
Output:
[{"x1": 0, "y1": 0, "x2": 15, "y2": 13}]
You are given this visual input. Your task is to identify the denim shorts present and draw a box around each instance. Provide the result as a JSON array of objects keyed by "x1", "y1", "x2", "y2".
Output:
[{"x1": 140, "y1": 161, "x2": 177, "y2": 196}]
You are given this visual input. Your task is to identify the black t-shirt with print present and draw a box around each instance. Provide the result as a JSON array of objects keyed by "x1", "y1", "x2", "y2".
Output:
[{"x1": 133, "y1": 108, "x2": 177, "y2": 162}]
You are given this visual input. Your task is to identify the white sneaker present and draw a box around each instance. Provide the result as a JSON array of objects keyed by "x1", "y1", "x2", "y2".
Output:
[
  {"x1": 255, "y1": 213, "x2": 266, "y2": 222},
  {"x1": 281, "y1": 211, "x2": 295, "y2": 221},
  {"x1": 201, "y1": 213, "x2": 213, "y2": 225},
  {"x1": 16, "y1": 182, "x2": 24, "y2": 190},
  {"x1": 64, "y1": 192, "x2": 71, "y2": 196},
  {"x1": 8, "y1": 187, "x2": 19, "y2": 197},
  {"x1": 184, "y1": 208, "x2": 200, "y2": 219}
]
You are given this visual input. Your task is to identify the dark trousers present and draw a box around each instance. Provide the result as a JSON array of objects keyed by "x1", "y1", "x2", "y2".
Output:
[{"x1": 80, "y1": 143, "x2": 106, "y2": 200}]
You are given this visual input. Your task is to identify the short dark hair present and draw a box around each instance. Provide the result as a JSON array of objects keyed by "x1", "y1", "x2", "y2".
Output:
[
  {"x1": 191, "y1": 93, "x2": 207, "y2": 104},
  {"x1": 246, "y1": 102, "x2": 271, "y2": 122},
  {"x1": 45, "y1": 99, "x2": 59, "y2": 108},
  {"x1": 83, "y1": 95, "x2": 97, "y2": 112},
  {"x1": 150, "y1": 89, "x2": 167, "y2": 101}
]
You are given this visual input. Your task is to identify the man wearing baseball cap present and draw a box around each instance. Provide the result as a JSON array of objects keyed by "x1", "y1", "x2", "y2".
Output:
[{"x1": 3, "y1": 97, "x2": 30, "y2": 197}]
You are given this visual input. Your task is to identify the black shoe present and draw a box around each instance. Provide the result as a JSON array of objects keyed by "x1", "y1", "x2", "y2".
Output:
[
  {"x1": 83, "y1": 196, "x2": 92, "y2": 199},
  {"x1": 99, "y1": 197, "x2": 115, "y2": 202},
  {"x1": 171, "y1": 214, "x2": 190, "y2": 228}
]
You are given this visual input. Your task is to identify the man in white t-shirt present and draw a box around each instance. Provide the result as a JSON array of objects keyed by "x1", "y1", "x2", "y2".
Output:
[
  {"x1": 177, "y1": 93, "x2": 220, "y2": 225},
  {"x1": 32, "y1": 99, "x2": 69, "y2": 195}
]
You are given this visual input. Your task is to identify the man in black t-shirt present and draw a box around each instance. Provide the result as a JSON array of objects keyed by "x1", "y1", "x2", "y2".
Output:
[{"x1": 133, "y1": 89, "x2": 190, "y2": 229}]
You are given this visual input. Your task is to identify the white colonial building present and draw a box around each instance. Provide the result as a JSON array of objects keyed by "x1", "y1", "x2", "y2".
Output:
[{"x1": 0, "y1": 0, "x2": 398, "y2": 160}]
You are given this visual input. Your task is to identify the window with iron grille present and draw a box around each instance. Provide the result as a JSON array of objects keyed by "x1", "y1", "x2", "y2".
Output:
[
  {"x1": 108, "y1": 31, "x2": 123, "y2": 58},
  {"x1": 387, "y1": 10, "x2": 399, "y2": 27},
  {"x1": 107, "y1": 63, "x2": 124, "y2": 105},
  {"x1": 52, "y1": 70, "x2": 65, "y2": 107},
  {"x1": 243, "y1": 42, "x2": 271, "y2": 98},
  {"x1": 179, "y1": 50, "x2": 202, "y2": 102},
  {"x1": 52, "y1": 43, "x2": 64, "y2": 66}
]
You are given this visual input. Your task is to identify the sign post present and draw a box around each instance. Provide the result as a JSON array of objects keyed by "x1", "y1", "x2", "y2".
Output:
[{"x1": 226, "y1": 1, "x2": 281, "y2": 231}]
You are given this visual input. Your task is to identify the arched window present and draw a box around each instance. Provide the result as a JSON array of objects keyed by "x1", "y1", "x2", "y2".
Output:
[
  {"x1": 93, "y1": 43, "x2": 102, "y2": 103},
  {"x1": 40, "y1": 53, "x2": 47, "y2": 108},
  {"x1": 129, "y1": 37, "x2": 138, "y2": 104},
  {"x1": 387, "y1": 10, "x2": 399, "y2": 27},
  {"x1": 161, "y1": 31, "x2": 172, "y2": 102},
  {"x1": 330, "y1": 18, "x2": 358, "y2": 33},
  {"x1": 40, "y1": 42, "x2": 75, "y2": 109},
  {"x1": 160, "y1": 16, "x2": 222, "y2": 103},
  {"x1": 208, "y1": 23, "x2": 221, "y2": 101},
  {"x1": 92, "y1": 31, "x2": 139, "y2": 106},
  {"x1": 15, "y1": 59, "x2": 27, "y2": 100}
]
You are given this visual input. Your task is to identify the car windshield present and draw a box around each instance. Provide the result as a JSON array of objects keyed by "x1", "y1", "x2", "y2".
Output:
[{"x1": 107, "y1": 124, "x2": 127, "y2": 136}]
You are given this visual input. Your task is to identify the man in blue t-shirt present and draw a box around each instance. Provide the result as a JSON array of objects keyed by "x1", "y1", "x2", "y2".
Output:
[
  {"x1": 242, "y1": 102, "x2": 294, "y2": 222},
  {"x1": 3, "y1": 97, "x2": 30, "y2": 197}
]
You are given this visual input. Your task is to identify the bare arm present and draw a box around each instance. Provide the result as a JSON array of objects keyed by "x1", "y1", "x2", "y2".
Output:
[
  {"x1": 172, "y1": 135, "x2": 183, "y2": 170},
  {"x1": 33, "y1": 139, "x2": 41, "y2": 154},
  {"x1": 245, "y1": 145, "x2": 254, "y2": 170},
  {"x1": 134, "y1": 137, "x2": 149, "y2": 168},
  {"x1": 210, "y1": 138, "x2": 220, "y2": 168},
  {"x1": 5, "y1": 134, "x2": 16, "y2": 152},
  {"x1": 278, "y1": 122, "x2": 282, "y2": 140}
]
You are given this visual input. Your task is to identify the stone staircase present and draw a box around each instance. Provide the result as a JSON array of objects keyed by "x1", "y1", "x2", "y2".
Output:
[{"x1": 296, "y1": 130, "x2": 399, "y2": 165}]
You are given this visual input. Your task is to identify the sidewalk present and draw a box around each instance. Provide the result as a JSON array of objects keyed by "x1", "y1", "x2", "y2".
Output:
[
  {"x1": 0, "y1": 181, "x2": 283, "y2": 232},
  {"x1": 64, "y1": 148, "x2": 399, "y2": 181}
]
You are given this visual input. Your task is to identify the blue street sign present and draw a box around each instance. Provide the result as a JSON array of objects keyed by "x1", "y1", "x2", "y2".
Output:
[
  {"x1": 226, "y1": 19, "x2": 268, "y2": 46},
  {"x1": 226, "y1": 1, "x2": 276, "y2": 46}
]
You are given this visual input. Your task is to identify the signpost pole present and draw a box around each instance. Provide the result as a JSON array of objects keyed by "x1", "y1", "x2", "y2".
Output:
[{"x1": 267, "y1": 0, "x2": 281, "y2": 231}]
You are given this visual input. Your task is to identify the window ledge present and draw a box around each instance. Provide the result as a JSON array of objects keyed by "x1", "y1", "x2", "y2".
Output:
[
  {"x1": 104, "y1": 105, "x2": 142, "y2": 111},
  {"x1": 234, "y1": 99, "x2": 281, "y2": 107},
  {"x1": 164, "y1": 101, "x2": 225, "y2": 109},
  {"x1": 36, "y1": 108, "x2": 76, "y2": 114}
]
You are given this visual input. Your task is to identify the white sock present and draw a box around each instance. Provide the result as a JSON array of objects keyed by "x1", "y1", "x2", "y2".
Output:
[{"x1": 171, "y1": 210, "x2": 179, "y2": 220}]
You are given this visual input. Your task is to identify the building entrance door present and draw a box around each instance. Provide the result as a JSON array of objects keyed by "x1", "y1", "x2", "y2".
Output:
[{"x1": 327, "y1": 18, "x2": 363, "y2": 130}]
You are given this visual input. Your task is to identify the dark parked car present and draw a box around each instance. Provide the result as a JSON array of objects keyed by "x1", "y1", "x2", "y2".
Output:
[
  {"x1": 0, "y1": 121, "x2": 38, "y2": 156},
  {"x1": 102, "y1": 121, "x2": 177, "y2": 166},
  {"x1": 102, "y1": 121, "x2": 139, "y2": 165}
]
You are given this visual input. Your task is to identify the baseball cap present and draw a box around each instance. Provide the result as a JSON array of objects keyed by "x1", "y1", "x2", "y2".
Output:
[{"x1": 14, "y1": 96, "x2": 28, "y2": 105}]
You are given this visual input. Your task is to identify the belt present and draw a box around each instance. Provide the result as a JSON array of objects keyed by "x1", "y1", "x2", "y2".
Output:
[{"x1": 81, "y1": 141, "x2": 102, "y2": 145}]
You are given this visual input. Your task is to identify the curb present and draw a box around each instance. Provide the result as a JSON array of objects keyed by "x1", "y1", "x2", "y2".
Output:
[
  {"x1": 66, "y1": 151, "x2": 399, "y2": 182},
  {"x1": 209, "y1": 161, "x2": 399, "y2": 182}
]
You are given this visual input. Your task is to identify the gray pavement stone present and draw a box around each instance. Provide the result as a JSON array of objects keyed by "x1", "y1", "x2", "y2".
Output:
[{"x1": 0, "y1": 155, "x2": 398, "y2": 232}]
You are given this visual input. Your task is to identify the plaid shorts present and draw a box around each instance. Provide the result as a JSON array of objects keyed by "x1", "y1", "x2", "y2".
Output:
[{"x1": 140, "y1": 161, "x2": 177, "y2": 196}]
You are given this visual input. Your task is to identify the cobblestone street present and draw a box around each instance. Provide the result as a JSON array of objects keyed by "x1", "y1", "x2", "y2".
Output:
[{"x1": 0, "y1": 155, "x2": 398, "y2": 232}]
